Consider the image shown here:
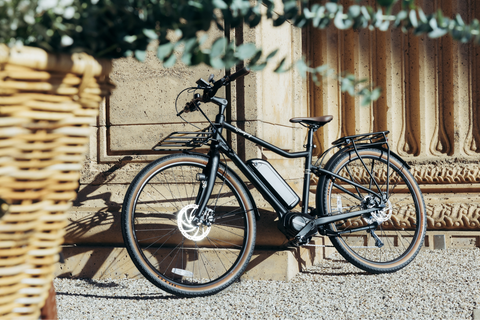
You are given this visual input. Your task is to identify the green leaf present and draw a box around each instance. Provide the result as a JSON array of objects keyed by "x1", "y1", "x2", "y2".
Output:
[
  {"x1": 123, "y1": 35, "x2": 137, "y2": 43},
  {"x1": 212, "y1": 0, "x2": 228, "y2": 10},
  {"x1": 157, "y1": 42, "x2": 174, "y2": 61},
  {"x1": 334, "y1": 10, "x2": 353, "y2": 30},
  {"x1": 361, "y1": 91, "x2": 372, "y2": 106},
  {"x1": 235, "y1": 43, "x2": 257, "y2": 60},
  {"x1": 316, "y1": 65, "x2": 330, "y2": 74},
  {"x1": 210, "y1": 37, "x2": 227, "y2": 59},
  {"x1": 198, "y1": 34, "x2": 208, "y2": 46},
  {"x1": 455, "y1": 14, "x2": 465, "y2": 26},
  {"x1": 143, "y1": 29, "x2": 158, "y2": 40},
  {"x1": 183, "y1": 38, "x2": 198, "y2": 53},
  {"x1": 394, "y1": 10, "x2": 408, "y2": 27},
  {"x1": 418, "y1": 8, "x2": 427, "y2": 23},
  {"x1": 191, "y1": 51, "x2": 207, "y2": 66},
  {"x1": 210, "y1": 57, "x2": 225, "y2": 69},
  {"x1": 409, "y1": 10, "x2": 418, "y2": 28},
  {"x1": 348, "y1": 5, "x2": 361, "y2": 17},
  {"x1": 248, "y1": 50, "x2": 263, "y2": 66},
  {"x1": 325, "y1": 2, "x2": 338, "y2": 13},
  {"x1": 188, "y1": 0, "x2": 203, "y2": 9},
  {"x1": 379, "y1": 20, "x2": 390, "y2": 31},
  {"x1": 370, "y1": 87, "x2": 382, "y2": 101},
  {"x1": 273, "y1": 16, "x2": 286, "y2": 26},
  {"x1": 265, "y1": 49, "x2": 278, "y2": 61},
  {"x1": 135, "y1": 50, "x2": 146, "y2": 62},
  {"x1": 313, "y1": 6, "x2": 326, "y2": 27},
  {"x1": 163, "y1": 54, "x2": 177, "y2": 68},
  {"x1": 341, "y1": 78, "x2": 354, "y2": 95},
  {"x1": 436, "y1": 9, "x2": 445, "y2": 27},
  {"x1": 247, "y1": 12, "x2": 262, "y2": 28},
  {"x1": 304, "y1": 7, "x2": 315, "y2": 19},
  {"x1": 295, "y1": 59, "x2": 308, "y2": 78},
  {"x1": 428, "y1": 28, "x2": 447, "y2": 38},
  {"x1": 274, "y1": 58, "x2": 289, "y2": 73}
]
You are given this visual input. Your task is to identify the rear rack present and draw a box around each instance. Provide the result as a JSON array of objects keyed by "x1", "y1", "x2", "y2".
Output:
[
  {"x1": 332, "y1": 131, "x2": 389, "y2": 149},
  {"x1": 152, "y1": 129, "x2": 213, "y2": 151}
]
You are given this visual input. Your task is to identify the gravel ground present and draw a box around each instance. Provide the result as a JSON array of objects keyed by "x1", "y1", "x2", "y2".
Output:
[{"x1": 55, "y1": 248, "x2": 480, "y2": 320}]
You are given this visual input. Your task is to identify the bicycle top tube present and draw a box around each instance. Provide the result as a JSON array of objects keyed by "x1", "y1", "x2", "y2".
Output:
[{"x1": 221, "y1": 122, "x2": 310, "y2": 159}]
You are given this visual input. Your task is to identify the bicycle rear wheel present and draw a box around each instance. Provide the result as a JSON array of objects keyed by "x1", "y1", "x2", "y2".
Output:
[
  {"x1": 122, "y1": 153, "x2": 256, "y2": 297},
  {"x1": 317, "y1": 148, "x2": 426, "y2": 273}
]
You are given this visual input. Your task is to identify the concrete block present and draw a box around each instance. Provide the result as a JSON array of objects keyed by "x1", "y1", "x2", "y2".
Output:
[
  {"x1": 473, "y1": 309, "x2": 480, "y2": 320},
  {"x1": 56, "y1": 238, "x2": 325, "y2": 282},
  {"x1": 433, "y1": 235, "x2": 446, "y2": 250}
]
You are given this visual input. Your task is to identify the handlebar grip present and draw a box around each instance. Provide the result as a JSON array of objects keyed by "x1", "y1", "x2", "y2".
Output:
[{"x1": 228, "y1": 67, "x2": 250, "y2": 82}]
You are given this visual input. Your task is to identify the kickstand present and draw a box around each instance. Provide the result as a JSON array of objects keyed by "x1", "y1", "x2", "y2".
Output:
[{"x1": 369, "y1": 229, "x2": 384, "y2": 248}]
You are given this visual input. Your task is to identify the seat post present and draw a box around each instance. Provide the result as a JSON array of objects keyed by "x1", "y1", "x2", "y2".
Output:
[{"x1": 301, "y1": 126, "x2": 318, "y2": 214}]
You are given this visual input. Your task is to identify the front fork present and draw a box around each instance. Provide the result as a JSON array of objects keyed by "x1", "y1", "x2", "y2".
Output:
[{"x1": 192, "y1": 143, "x2": 221, "y2": 226}]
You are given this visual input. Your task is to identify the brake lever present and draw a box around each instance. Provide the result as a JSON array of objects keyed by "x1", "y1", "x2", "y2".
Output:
[{"x1": 177, "y1": 93, "x2": 201, "y2": 117}]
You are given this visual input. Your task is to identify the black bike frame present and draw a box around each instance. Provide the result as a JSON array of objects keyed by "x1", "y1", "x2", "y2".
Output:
[{"x1": 193, "y1": 99, "x2": 379, "y2": 229}]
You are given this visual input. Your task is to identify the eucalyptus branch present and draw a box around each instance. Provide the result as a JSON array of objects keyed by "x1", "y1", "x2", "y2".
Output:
[{"x1": 2, "y1": 0, "x2": 478, "y2": 105}]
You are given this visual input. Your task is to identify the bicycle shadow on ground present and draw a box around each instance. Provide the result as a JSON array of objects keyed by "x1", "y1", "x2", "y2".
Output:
[
  {"x1": 56, "y1": 292, "x2": 182, "y2": 300},
  {"x1": 301, "y1": 270, "x2": 371, "y2": 276},
  {"x1": 58, "y1": 157, "x2": 136, "y2": 279},
  {"x1": 300, "y1": 256, "x2": 372, "y2": 277}
]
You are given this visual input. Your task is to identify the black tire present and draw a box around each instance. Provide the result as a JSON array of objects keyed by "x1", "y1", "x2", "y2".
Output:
[
  {"x1": 317, "y1": 148, "x2": 426, "y2": 273},
  {"x1": 121, "y1": 153, "x2": 256, "y2": 297}
]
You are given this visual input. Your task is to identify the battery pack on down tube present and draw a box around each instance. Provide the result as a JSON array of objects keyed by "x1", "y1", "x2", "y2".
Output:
[{"x1": 246, "y1": 159, "x2": 300, "y2": 210}]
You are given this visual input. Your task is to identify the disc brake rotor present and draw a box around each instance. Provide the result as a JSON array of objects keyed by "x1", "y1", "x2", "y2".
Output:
[
  {"x1": 362, "y1": 197, "x2": 392, "y2": 224},
  {"x1": 177, "y1": 204, "x2": 211, "y2": 241}
]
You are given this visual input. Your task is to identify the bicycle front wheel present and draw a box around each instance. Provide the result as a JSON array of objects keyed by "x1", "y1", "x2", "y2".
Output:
[
  {"x1": 122, "y1": 153, "x2": 256, "y2": 297},
  {"x1": 317, "y1": 148, "x2": 426, "y2": 273}
]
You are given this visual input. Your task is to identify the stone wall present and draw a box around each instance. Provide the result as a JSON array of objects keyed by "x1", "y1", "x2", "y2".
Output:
[
  {"x1": 57, "y1": 0, "x2": 480, "y2": 280},
  {"x1": 58, "y1": 6, "x2": 313, "y2": 279},
  {"x1": 310, "y1": 0, "x2": 480, "y2": 231}
]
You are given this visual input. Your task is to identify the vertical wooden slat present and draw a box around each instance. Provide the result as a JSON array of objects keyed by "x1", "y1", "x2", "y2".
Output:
[
  {"x1": 455, "y1": 0, "x2": 472, "y2": 156},
  {"x1": 439, "y1": 0, "x2": 456, "y2": 156},
  {"x1": 402, "y1": 31, "x2": 421, "y2": 156},
  {"x1": 471, "y1": 0, "x2": 480, "y2": 154},
  {"x1": 310, "y1": 0, "x2": 479, "y2": 161},
  {"x1": 311, "y1": 23, "x2": 342, "y2": 156}
]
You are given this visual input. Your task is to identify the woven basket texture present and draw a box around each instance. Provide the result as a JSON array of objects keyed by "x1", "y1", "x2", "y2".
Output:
[{"x1": 0, "y1": 45, "x2": 113, "y2": 320}]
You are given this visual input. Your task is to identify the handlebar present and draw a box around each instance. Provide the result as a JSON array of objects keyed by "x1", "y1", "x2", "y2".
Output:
[
  {"x1": 227, "y1": 67, "x2": 251, "y2": 83},
  {"x1": 177, "y1": 67, "x2": 250, "y2": 117}
]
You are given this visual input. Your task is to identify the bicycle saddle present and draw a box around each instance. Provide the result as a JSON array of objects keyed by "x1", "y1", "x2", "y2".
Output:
[{"x1": 289, "y1": 115, "x2": 333, "y2": 127}]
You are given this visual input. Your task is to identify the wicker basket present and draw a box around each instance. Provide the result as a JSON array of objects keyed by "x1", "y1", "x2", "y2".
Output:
[{"x1": 0, "y1": 45, "x2": 113, "y2": 319}]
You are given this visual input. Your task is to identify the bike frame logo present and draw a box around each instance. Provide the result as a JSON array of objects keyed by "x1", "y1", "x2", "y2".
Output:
[{"x1": 234, "y1": 127, "x2": 252, "y2": 139}]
